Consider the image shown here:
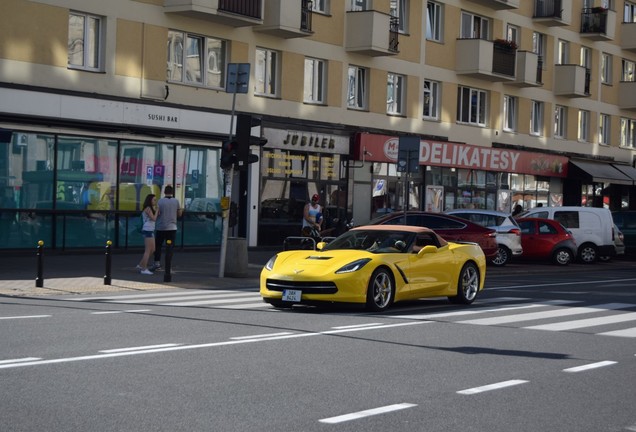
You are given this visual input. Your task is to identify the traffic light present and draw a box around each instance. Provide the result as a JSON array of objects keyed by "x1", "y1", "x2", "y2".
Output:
[
  {"x1": 220, "y1": 140, "x2": 237, "y2": 170},
  {"x1": 235, "y1": 114, "x2": 267, "y2": 170}
]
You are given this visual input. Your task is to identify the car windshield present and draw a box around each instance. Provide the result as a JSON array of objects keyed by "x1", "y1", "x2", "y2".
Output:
[{"x1": 322, "y1": 229, "x2": 416, "y2": 254}]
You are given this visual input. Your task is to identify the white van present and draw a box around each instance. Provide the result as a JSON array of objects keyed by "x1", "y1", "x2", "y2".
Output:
[{"x1": 518, "y1": 206, "x2": 616, "y2": 263}]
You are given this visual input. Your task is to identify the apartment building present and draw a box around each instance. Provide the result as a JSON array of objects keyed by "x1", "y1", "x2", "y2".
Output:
[{"x1": 1, "y1": 0, "x2": 635, "y2": 250}]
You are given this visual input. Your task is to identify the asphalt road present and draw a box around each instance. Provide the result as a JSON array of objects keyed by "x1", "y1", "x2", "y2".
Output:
[{"x1": 1, "y1": 262, "x2": 635, "y2": 432}]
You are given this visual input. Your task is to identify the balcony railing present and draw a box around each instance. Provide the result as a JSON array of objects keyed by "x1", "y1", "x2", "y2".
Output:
[
  {"x1": 584, "y1": 68, "x2": 591, "y2": 95},
  {"x1": 301, "y1": 0, "x2": 312, "y2": 32},
  {"x1": 389, "y1": 16, "x2": 399, "y2": 53},
  {"x1": 581, "y1": 7, "x2": 608, "y2": 34},
  {"x1": 492, "y1": 42, "x2": 517, "y2": 77},
  {"x1": 219, "y1": 0, "x2": 262, "y2": 19},
  {"x1": 534, "y1": 0, "x2": 562, "y2": 18}
]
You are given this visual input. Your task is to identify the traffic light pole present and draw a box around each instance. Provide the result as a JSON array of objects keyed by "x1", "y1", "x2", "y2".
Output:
[{"x1": 219, "y1": 91, "x2": 238, "y2": 278}]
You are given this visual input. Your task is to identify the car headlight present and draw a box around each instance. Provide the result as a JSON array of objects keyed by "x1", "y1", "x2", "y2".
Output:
[
  {"x1": 264, "y1": 255, "x2": 277, "y2": 271},
  {"x1": 335, "y1": 258, "x2": 371, "y2": 274}
]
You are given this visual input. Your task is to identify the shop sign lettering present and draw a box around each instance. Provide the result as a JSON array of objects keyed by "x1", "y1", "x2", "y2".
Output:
[{"x1": 420, "y1": 141, "x2": 520, "y2": 171}]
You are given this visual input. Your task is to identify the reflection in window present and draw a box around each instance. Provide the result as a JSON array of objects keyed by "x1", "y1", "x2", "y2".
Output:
[{"x1": 167, "y1": 30, "x2": 226, "y2": 88}]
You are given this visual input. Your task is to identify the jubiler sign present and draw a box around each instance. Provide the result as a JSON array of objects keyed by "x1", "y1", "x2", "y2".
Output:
[{"x1": 355, "y1": 133, "x2": 569, "y2": 177}]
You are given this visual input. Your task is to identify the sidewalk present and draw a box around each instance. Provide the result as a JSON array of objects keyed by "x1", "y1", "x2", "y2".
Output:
[{"x1": 0, "y1": 247, "x2": 279, "y2": 297}]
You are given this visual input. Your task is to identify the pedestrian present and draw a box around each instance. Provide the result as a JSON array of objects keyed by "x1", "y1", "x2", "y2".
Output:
[
  {"x1": 137, "y1": 193, "x2": 158, "y2": 275},
  {"x1": 152, "y1": 185, "x2": 183, "y2": 271},
  {"x1": 302, "y1": 193, "x2": 322, "y2": 238},
  {"x1": 512, "y1": 204, "x2": 523, "y2": 217}
]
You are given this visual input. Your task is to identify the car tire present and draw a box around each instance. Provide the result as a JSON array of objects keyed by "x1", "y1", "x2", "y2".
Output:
[
  {"x1": 448, "y1": 262, "x2": 480, "y2": 305},
  {"x1": 366, "y1": 267, "x2": 394, "y2": 311},
  {"x1": 552, "y1": 248, "x2": 573, "y2": 266},
  {"x1": 578, "y1": 243, "x2": 598, "y2": 264},
  {"x1": 491, "y1": 245, "x2": 510, "y2": 266}
]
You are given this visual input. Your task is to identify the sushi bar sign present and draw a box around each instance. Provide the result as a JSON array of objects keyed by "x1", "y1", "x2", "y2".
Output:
[{"x1": 355, "y1": 133, "x2": 568, "y2": 177}]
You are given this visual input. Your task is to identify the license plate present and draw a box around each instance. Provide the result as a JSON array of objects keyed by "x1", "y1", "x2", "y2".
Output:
[{"x1": 282, "y1": 289, "x2": 302, "y2": 302}]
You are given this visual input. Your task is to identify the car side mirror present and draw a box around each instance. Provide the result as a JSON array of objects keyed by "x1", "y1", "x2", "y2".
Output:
[
  {"x1": 417, "y1": 245, "x2": 437, "y2": 256},
  {"x1": 316, "y1": 242, "x2": 326, "y2": 250}
]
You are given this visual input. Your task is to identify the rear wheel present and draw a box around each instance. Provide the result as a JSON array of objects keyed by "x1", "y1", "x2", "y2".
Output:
[
  {"x1": 552, "y1": 248, "x2": 573, "y2": 266},
  {"x1": 491, "y1": 245, "x2": 510, "y2": 266},
  {"x1": 578, "y1": 243, "x2": 598, "y2": 264},
  {"x1": 448, "y1": 262, "x2": 480, "y2": 305},
  {"x1": 366, "y1": 268, "x2": 394, "y2": 311}
]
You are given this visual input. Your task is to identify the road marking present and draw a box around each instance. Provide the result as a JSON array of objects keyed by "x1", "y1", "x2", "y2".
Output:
[
  {"x1": 332, "y1": 323, "x2": 383, "y2": 329},
  {"x1": 458, "y1": 303, "x2": 633, "y2": 326},
  {"x1": 230, "y1": 332, "x2": 293, "y2": 340},
  {"x1": 319, "y1": 403, "x2": 417, "y2": 424},
  {"x1": 563, "y1": 361, "x2": 617, "y2": 373},
  {"x1": 111, "y1": 292, "x2": 257, "y2": 304},
  {"x1": 598, "y1": 327, "x2": 636, "y2": 338},
  {"x1": 91, "y1": 309, "x2": 151, "y2": 315},
  {"x1": 100, "y1": 344, "x2": 181, "y2": 353},
  {"x1": 392, "y1": 300, "x2": 577, "y2": 320},
  {"x1": 457, "y1": 380, "x2": 528, "y2": 395},
  {"x1": 69, "y1": 290, "x2": 223, "y2": 301},
  {"x1": 161, "y1": 295, "x2": 263, "y2": 306},
  {"x1": 0, "y1": 321, "x2": 428, "y2": 369},
  {"x1": 221, "y1": 302, "x2": 273, "y2": 309},
  {"x1": 0, "y1": 357, "x2": 42, "y2": 365},
  {"x1": 488, "y1": 278, "x2": 636, "y2": 290},
  {"x1": 0, "y1": 315, "x2": 50, "y2": 320},
  {"x1": 526, "y1": 312, "x2": 636, "y2": 332}
]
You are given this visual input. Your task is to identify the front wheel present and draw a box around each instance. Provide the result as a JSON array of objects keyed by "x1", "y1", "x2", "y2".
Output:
[
  {"x1": 366, "y1": 268, "x2": 394, "y2": 311},
  {"x1": 448, "y1": 262, "x2": 480, "y2": 305}
]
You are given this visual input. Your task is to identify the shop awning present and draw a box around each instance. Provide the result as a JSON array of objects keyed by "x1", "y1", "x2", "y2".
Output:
[
  {"x1": 612, "y1": 164, "x2": 636, "y2": 185},
  {"x1": 569, "y1": 160, "x2": 633, "y2": 185}
]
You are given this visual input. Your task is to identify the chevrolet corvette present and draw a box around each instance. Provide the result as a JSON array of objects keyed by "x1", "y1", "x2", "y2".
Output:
[{"x1": 260, "y1": 225, "x2": 487, "y2": 311}]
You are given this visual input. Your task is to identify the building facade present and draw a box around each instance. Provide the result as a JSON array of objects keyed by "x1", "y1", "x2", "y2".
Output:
[{"x1": 1, "y1": 0, "x2": 636, "y2": 250}]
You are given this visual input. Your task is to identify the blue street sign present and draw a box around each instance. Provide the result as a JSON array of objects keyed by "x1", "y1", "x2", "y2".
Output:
[
  {"x1": 226, "y1": 63, "x2": 250, "y2": 94},
  {"x1": 397, "y1": 136, "x2": 420, "y2": 173}
]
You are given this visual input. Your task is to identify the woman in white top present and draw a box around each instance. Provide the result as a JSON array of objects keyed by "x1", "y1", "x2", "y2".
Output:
[
  {"x1": 302, "y1": 193, "x2": 322, "y2": 237},
  {"x1": 137, "y1": 193, "x2": 159, "y2": 275}
]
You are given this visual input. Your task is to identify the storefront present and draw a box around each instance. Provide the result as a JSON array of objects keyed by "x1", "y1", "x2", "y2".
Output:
[
  {"x1": 0, "y1": 87, "x2": 231, "y2": 250},
  {"x1": 258, "y1": 128, "x2": 351, "y2": 246},
  {"x1": 352, "y1": 133, "x2": 569, "y2": 221},
  {"x1": 565, "y1": 159, "x2": 636, "y2": 210}
]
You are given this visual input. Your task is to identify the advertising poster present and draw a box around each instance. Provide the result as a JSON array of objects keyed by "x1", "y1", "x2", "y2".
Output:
[{"x1": 425, "y1": 185, "x2": 444, "y2": 213}]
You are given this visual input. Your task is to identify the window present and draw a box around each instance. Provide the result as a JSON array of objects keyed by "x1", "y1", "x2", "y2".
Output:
[
  {"x1": 620, "y1": 118, "x2": 636, "y2": 148},
  {"x1": 460, "y1": 12, "x2": 489, "y2": 39},
  {"x1": 68, "y1": 12, "x2": 103, "y2": 71},
  {"x1": 503, "y1": 95, "x2": 517, "y2": 132},
  {"x1": 255, "y1": 48, "x2": 279, "y2": 97},
  {"x1": 578, "y1": 110, "x2": 590, "y2": 142},
  {"x1": 347, "y1": 65, "x2": 368, "y2": 110},
  {"x1": 622, "y1": 59, "x2": 635, "y2": 82},
  {"x1": 601, "y1": 53, "x2": 612, "y2": 84},
  {"x1": 167, "y1": 31, "x2": 226, "y2": 88},
  {"x1": 532, "y1": 31, "x2": 546, "y2": 65},
  {"x1": 506, "y1": 24, "x2": 520, "y2": 46},
  {"x1": 304, "y1": 58, "x2": 326, "y2": 104},
  {"x1": 557, "y1": 39, "x2": 569, "y2": 65},
  {"x1": 626, "y1": 1, "x2": 636, "y2": 22},
  {"x1": 387, "y1": 73, "x2": 405, "y2": 115},
  {"x1": 312, "y1": 0, "x2": 329, "y2": 13},
  {"x1": 423, "y1": 79, "x2": 440, "y2": 120},
  {"x1": 350, "y1": 0, "x2": 369, "y2": 11},
  {"x1": 599, "y1": 114, "x2": 611, "y2": 145},
  {"x1": 457, "y1": 86, "x2": 487, "y2": 126},
  {"x1": 390, "y1": 0, "x2": 408, "y2": 33},
  {"x1": 426, "y1": 2, "x2": 442, "y2": 41},
  {"x1": 580, "y1": 46, "x2": 591, "y2": 69},
  {"x1": 531, "y1": 100, "x2": 544, "y2": 136},
  {"x1": 554, "y1": 105, "x2": 567, "y2": 138}
]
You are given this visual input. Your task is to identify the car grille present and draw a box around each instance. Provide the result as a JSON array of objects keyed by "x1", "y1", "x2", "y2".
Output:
[{"x1": 266, "y1": 279, "x2": 338, "y2": 294}]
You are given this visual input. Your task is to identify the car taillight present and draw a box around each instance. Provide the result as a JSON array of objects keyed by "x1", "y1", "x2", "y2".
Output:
[{"x1": 508, "y1": 228, "x2": 521, "y2": 236}]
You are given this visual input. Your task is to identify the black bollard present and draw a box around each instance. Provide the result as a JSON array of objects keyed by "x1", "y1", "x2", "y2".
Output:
[
  {"x1": 104, "y1": 240, "x2": 112, "y2": 285},
  {"x1": 35, "y1": 240, "x2": 44, "y2": 288},
  {"x1": 163, "y1": 239, "x2": 172, "y2": 282}
]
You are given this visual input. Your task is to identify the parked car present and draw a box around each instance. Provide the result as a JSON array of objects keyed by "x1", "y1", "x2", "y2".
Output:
[
  {"x1": 612, "y1": 210, "x2": 636, "y2": 252},
  {"x1": 260, "y1": 225, "x2": 487, "y2": 311},
  {"x1": 516, "y1": 217, "x2": 577, "y2": 266},
  {"x1": 600, "y1": 224, "x2": 625, "y2": 261},
  {"x1": 445, "y1": 209, "x2": 522, "y2": 266},
  {"x1": 518, "y1": 206, "x2": 615, "y2": 263},
  {"x1": 368, "y1": 211, "x2": 498, "y2": 262}
]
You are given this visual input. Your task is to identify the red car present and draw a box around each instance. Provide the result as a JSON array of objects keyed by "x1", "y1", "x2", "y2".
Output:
[
  {"x1": 516, "y1": 217, "x2": 577, "y2": 265},
  {"x1": 369, "y1": 211, "x2": 498, "y2": 261}
]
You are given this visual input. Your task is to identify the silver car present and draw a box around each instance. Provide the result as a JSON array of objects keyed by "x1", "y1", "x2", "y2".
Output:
[{"x1": 445, "y1": 209, "x2": 523, "y2": 266}]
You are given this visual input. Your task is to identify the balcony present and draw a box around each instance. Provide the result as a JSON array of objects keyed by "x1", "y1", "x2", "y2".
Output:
[
  {"x1": 345, "y1": 11, "x2": 399, "y2": 57},
  {"x1": 164, "y1": 0, "x2": 263, "y2": 27},
  {"x1": 456, "y1": 39, "x2": 517, "y2": 81},
  {"x1": 256, "y1": 0, "x2": 313, "y2": 38},
  {"x1": 618, "y1": 81, "x2": 636, "y2": 110},
  {"x1": 533, "y1": 0, "x2": 571, "y2": 26},
  {"x1": 621, "y1": 22, "x2": 636, "y2": 51},
  {"x1": 554, "y1": 64, "x2": 590, "y2": 97},
  {"x1": 465, "y1": 0, "x2": 519, "y2": 9},
  {"x1": 580, "y1": 7, "x2": 616, "y2": 40},
  {"x1": 508, "y1": 51, "x2": 543, "y2": 87}
]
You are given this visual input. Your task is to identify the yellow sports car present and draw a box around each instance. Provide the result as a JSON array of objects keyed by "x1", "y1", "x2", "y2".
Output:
[{"x1": 260, "y1": 225, "x2": 487, "y2": 311}]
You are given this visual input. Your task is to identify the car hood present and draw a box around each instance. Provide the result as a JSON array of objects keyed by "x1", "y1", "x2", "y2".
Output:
[{"x1": 267, "y1": 249, "x2": 382, "y2": 277}]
